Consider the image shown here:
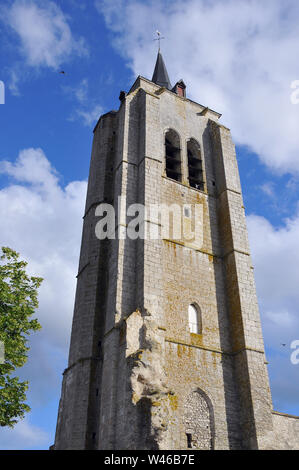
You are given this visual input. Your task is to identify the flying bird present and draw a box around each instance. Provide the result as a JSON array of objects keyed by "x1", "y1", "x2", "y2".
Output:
[{"x1": 59, "y1": 71, "x2": 66, "y2": 75}]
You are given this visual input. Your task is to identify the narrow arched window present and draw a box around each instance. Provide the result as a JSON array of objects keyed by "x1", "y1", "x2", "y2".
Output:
[
  {"x1": 188, "y1": 304, "x2": 201, "y2": 334},
  {"x1": 187, "y1": 139, "x2": 204, "y2": 190},
  {"x1": 165, "y1": 129, "x2": 181, "y2": 182}
]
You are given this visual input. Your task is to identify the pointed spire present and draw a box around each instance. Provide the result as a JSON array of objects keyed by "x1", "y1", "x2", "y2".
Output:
[{"x1": 152, "y1": 51, "x2": 171, "y2": 90}]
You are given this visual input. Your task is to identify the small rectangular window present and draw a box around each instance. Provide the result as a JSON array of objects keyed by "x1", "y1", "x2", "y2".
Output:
[
  {"x1": 186, "y1": 433, "x2": 192, "y2": 448},
  {"x1": 184, "y1": 206, "x2": 191, "y2": 218}
]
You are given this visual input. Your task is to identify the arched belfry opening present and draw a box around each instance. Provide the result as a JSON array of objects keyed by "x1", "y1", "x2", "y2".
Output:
[
  {"x1": 187, "y1": 138, "x2": 204, "y2": 190},
  {"x1": 165, "y1": 129, "x2": 181, "y2": 182},
  {"x1": 183, "y1": 389, "x2": 215, "y2": 450}
]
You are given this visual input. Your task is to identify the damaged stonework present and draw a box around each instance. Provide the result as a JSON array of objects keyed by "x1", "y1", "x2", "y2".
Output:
[{"x1": 125, "y1": 309, "x2": 175, "y2": 449}]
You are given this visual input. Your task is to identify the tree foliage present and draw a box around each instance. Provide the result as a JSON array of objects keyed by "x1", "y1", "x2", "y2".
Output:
[{"x1": 0, "y1": 247, "x2": 42, "y2": 427}]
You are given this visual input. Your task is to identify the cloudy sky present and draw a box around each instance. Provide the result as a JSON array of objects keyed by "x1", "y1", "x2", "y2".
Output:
[{"x1": 0, "y1": 0, "x2": 299, "y2": 449}]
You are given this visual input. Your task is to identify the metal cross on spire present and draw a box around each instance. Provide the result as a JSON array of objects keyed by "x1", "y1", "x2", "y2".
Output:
[{"x1": 154, "y1": 30, "x2": 165, "y2": 51}]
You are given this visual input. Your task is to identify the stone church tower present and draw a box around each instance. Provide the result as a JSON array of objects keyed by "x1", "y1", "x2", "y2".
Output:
[{"x1": 54, "y1": 52, "x2": 299, "y2": 450}]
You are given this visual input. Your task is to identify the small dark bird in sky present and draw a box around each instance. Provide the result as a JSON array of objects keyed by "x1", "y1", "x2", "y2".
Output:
[
  {"x1": 281, "y1": 343, "x2": 286, "y2": 347},
  {"x1": 59, "y1": 71, "x2": 65, "y2": 75}
]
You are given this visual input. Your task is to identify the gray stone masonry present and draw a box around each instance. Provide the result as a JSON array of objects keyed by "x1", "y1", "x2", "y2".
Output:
[{"x1": 54, "y1": 75, "x2": 299, "y2": 450}]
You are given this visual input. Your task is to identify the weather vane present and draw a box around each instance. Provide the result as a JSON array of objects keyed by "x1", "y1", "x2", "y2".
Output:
[{"x1": 154, "y1": 30, "x2": 165, "y2": 51}]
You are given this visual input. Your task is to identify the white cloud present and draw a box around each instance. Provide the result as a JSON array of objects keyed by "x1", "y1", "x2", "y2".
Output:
[
  {"x1": 248, "y1": 212, "x2": 299, "y2": 307},
  {"x1": 0, "y1": 148, "x2": 59, "y2": 189},
  {"x1": 0, "y1": 148, "x2": 87, "y2": 446},
  {"x1": 63, "y1": 78, "x2": 89, "y2": 104},
  {"x1": 72, "y1": 104, "x2": 103, "y2": 127},
  {"x1": 7, "y1": 69, "x2": 21, "y2": 96},
  {"x1": 247, "y1": 212, "x2": 299, "y2": 409},
  {"x1": 64, "y1": 78, "x2": 103, "y2": 126},
  {"x1": 0, "y1": 417, "x2": 49, "y2": 450},
  {"x1": 97, "y1": 0, "x2": 299, "y2": 175},
  {"x1": 264, "y1": 310, "x2": 296, "y2": 329},
  {"x1": 0, "y1": 147, "x2": 87, "y2": 354},
  {"x1": 260, "y1": 182, "x2": 275, "y2": 198},
  {"x1": 4, "y1": 0, "x2": 88, "y2": 69},
  {"x1": 73, "y1": 78, "x2": 89, "y2": 103}
]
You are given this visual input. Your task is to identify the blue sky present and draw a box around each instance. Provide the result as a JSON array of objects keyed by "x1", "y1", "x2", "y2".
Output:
[{"x1": 0, "y1": 0, "x2": 299, "y2": 449}]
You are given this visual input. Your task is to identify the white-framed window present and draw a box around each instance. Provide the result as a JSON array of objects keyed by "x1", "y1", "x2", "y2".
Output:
[{"x1": 188, "y1": 304, "x2": 201, "y2": 334}]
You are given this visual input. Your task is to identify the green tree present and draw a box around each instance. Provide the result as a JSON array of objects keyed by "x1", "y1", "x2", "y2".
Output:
[{"x1": 0, "y1": 247, "x2": 42, "y2": 427}]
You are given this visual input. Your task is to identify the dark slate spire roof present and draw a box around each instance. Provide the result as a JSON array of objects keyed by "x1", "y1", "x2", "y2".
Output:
[{"x1": 152, "y1": 51, "x2": 171, "y2": 90}]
